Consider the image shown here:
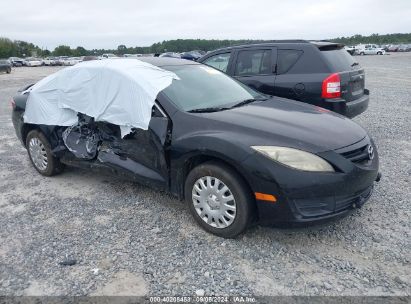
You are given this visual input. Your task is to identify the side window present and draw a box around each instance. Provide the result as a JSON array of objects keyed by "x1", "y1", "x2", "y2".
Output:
[
  {"x1": 203, "y1": 53, "x2": 231, "y2": 73},
  {"x1": 277, "y1": 49, "x2": 303, "y2": 74},
  {"x1": 234, "y1": 49, "x2": 272, "y2": 76}
]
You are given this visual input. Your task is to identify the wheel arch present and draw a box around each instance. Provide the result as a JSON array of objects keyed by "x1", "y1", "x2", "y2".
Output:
[
  {"x1": 21, "y1": 123, "x2": 41, "y2": 147},
  {"x1": 173, "y1": 151, "x2": 255, "y2": 204},
  {"x1": 21, "y1": 124, "x2": 60, "y2": 150}
]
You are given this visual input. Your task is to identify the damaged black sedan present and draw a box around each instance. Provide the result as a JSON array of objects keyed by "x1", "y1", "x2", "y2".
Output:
[{"x1": 11, "y1": 58, "x2": 380, "y2": 238}]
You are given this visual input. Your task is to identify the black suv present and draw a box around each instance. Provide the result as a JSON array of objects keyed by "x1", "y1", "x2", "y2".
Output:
[{"x1": 199, "y1": 40, "x2": 369, "y2": 118}]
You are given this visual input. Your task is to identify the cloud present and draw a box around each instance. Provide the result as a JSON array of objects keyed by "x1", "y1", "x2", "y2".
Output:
[{"x1": 0, "y1": 0, "x2": 410, "y2": 49}]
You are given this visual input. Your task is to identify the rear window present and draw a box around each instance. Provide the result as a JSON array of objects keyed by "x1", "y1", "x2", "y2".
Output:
[
  {"x1": 321, "y1": 49, "x2": 359, "y2": 72},
  {"x1": 277, "y1": 50, "x2": 303, "y2": 74}
]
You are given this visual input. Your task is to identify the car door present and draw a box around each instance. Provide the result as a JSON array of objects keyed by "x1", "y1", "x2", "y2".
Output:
[
  {"x1": 98, "y1": 104, "x2": 170, "y2": 190},
  {"x1": 272, "y1": 49, "x2": 304, "y2": 100},
  {"x1": 231, "y1": 48, "x2": 277, "y2": 96}
]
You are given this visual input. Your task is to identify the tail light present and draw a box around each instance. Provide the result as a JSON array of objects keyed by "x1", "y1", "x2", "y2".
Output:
[
  {"x1": 322, "y1": 73, "x2": 341, "y2": 99},
  {"x1": 10, "y1": 98, "x2": 16, "y2": 109}
]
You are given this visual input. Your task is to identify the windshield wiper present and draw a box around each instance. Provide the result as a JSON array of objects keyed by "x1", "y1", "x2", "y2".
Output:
[
  {"x1": 188, "y1": 106, "x2": 229, "y2": 113},
  {"x1": 351, "y1": 62, "x2": 359, "y2": 67},
  {"x1": 229, "y1": 98, "x2": 267, "y2": 109},
  {"x1": 188, "y1": 98, "x2": 267, "y2": 113}
]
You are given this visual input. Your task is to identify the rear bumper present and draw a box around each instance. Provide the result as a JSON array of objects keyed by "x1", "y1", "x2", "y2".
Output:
[
  {"x1": 322, "y1": 90, "x2": 369, "y2": 118},
  {"x1": 12, "y1": 109, "x2": 25, "y2": 146}
]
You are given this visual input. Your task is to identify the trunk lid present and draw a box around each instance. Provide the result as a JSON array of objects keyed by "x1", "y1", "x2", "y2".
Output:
[
  {"x1": 320, "y1": 47, "x2": 366, "y2": 102},
  {"x1": 340, "y1": 68, "x2": 365, "y2": 102}
]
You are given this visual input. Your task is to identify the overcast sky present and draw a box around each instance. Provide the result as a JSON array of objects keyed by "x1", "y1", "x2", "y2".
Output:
[{"x1": 1, "y1": 0, "x2": 410, "y2": 50}]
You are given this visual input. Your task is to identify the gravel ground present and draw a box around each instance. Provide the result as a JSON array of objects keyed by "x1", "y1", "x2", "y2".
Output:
[{"x1": 0, "y1": 54, "x2": 410, "y2": 297}]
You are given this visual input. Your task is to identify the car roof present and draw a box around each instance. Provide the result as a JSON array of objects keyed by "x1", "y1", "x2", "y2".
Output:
[
  {"x1": 205, "y1": 40, "x2": 344, "y2": 53},
  {"x1": 137, "y1": 57, "x2": 199, "y2": 67}
]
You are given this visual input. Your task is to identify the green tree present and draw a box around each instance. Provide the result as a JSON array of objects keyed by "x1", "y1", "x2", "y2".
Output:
[
  {"x1": 0, "y1": 37, "x2": 17, "y2": 58},
  {"x1": 42, "y1": 49, "x2": 51, "y2": 57},
  {"x1": 117, "y1": 44, "x2": 127, "y2": 55},
  {"x1": 73, "y1": 46, "x2": 88, "y2": 56},
  {"x1": 53, "y1": 45, "x2": 72, "y2": 56}
]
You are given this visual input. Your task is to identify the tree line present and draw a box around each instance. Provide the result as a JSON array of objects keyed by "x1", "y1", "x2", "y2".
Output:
[
  {"x1": 329, "y1": 33, "x2": 411, "y2": 46},
  {"x1": 1, "y1": 33, "x2": 411, "y2": 58}
]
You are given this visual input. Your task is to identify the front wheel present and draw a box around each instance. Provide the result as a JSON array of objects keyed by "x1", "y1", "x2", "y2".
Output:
[
  {"x1": 7, "y1": 68, "x2": 11, "y2": 74},
  {"x1": 26, "y1": 130, "x2": 64, "y2": 176},
  {"x1": 377, "y1": 51, "x2": 382, "y2": 55},
  {"x1": 360, "y1": 52, "x2": 365, "y2": 56},
  {"x1": 185, "y1": 161, "x2": 254, "y2": 238}
]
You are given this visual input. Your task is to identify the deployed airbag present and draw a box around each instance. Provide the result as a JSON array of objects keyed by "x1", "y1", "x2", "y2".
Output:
[{"x1": 23, "y1": 59, "x2": 179, "y2": 137}]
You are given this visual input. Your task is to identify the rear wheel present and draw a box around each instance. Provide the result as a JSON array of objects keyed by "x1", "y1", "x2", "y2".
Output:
[
  {"x1": 26, "y1": 130, "x2": 64, "y2": 176},
  {"x1": 6, "y1": 68, "x2": 11, "y2": 74},
  {"x1": 360, "y1": 52, "x2": 365, "y2": 56},
  {"x1": 377, "y1": 51, "x2": 382, "y2": 55},
  {"x1": 185, "y1": 161, "x2": 254, "y2": 238}
]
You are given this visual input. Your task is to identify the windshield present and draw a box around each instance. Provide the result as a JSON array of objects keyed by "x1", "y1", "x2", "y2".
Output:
[{"x1": 162, "y1": 65, "x2": 264, "y2": 112}]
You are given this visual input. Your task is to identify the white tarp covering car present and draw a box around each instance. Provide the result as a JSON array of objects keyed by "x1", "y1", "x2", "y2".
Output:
[{"x1": 23, "y1": 59, "x2": 179, "y2": 137}]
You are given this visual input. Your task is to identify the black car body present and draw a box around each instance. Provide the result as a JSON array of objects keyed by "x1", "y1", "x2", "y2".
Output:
[
  {"x1": 0, "y1": 59, "x2": 12, "y2": 73},
  {"x1": 11, "y1": 58, "x2": 380, "y2": 237},
  {"x1": 198, "y1": 40, "x2": 370, "y2": 118}
]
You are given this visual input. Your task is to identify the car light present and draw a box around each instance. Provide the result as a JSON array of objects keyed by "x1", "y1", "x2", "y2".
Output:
[
  {"x1": 251, "y1": 146, "x2": 335, "y2": 172},
  {"x1": 322, "y1": 73, "x2": 341, "y2": 99},
  {"x1": 255, "y1": 192, "x2": 277, "y2": 202}
]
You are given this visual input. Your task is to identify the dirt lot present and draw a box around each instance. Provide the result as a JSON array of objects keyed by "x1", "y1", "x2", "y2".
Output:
[{"x1": 0, "y1": 54, "x2": 410, "y2": 297}]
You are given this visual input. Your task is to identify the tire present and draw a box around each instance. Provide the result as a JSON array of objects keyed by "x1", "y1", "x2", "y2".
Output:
[
  {"x1": 6, "y1": 68, "x2": 11, "y2": 74},
  {"x1": 184, "y1": 161, "x2": 254, "y2": 238},
  {"x1": 377, "y1": 52, "x2": 382, "y2": 55},
  {"x1": 360, "y1": 52, "x2": 365, "y2": 56},
  {"x1": 26, "y1": 130, "x2": 64, "y2": 176}
]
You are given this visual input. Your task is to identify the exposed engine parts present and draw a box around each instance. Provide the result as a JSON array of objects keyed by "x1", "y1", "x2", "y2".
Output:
[{"x1": 62, "y1": 114, "x2": 120, "y2": 160}]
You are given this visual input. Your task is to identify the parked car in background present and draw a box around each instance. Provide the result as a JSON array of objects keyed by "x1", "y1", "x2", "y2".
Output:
[
  {"x1": 159, "y1": 52, "x2": 181, "y2": 58},
  {"x1": 43, "y1": 57, "x2": 58, "y2": 66},
  {"x1": 9, "y1": 57, "x2": 24, "y2": 67},
  {"x1": 344, "y1": 45, "x2": 356, "y2": 55},
  {"x1": 83, "y1": 56, "x2": 99, "y2": 61},
  {"x1": 0, "y1": 59, "x2": 12, "y2": 73},
  {"x1": 199, "y1": 40, "x2": 369, "y2": 118},
  {"x1": 55, "y1": 56, "x2": 68, "y2": 66},
  {"x1": 388, "y1": 45, "x2": 399, "y2": 52},
  {"x1": 124, "y1": 54, "x2": 143, "y2": 58},
  {"x1": 397, "y1": 44, "x2": 411, "y2": 52},
  {"x1": 24, "y1": 58, "x2": 43, "y2": 67},
  {"x1": 101, "y1": 53, "x2": 117, "y2": 59},
  {"x1": 181, "y1": 50, "x2": 203, "y2": 61},
  {"x1": 63, "y1": 57, "x2": 82, "y2": 66},
  {"x1": 356, "y1": 44, "x2": 385, "y2": 55}
]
